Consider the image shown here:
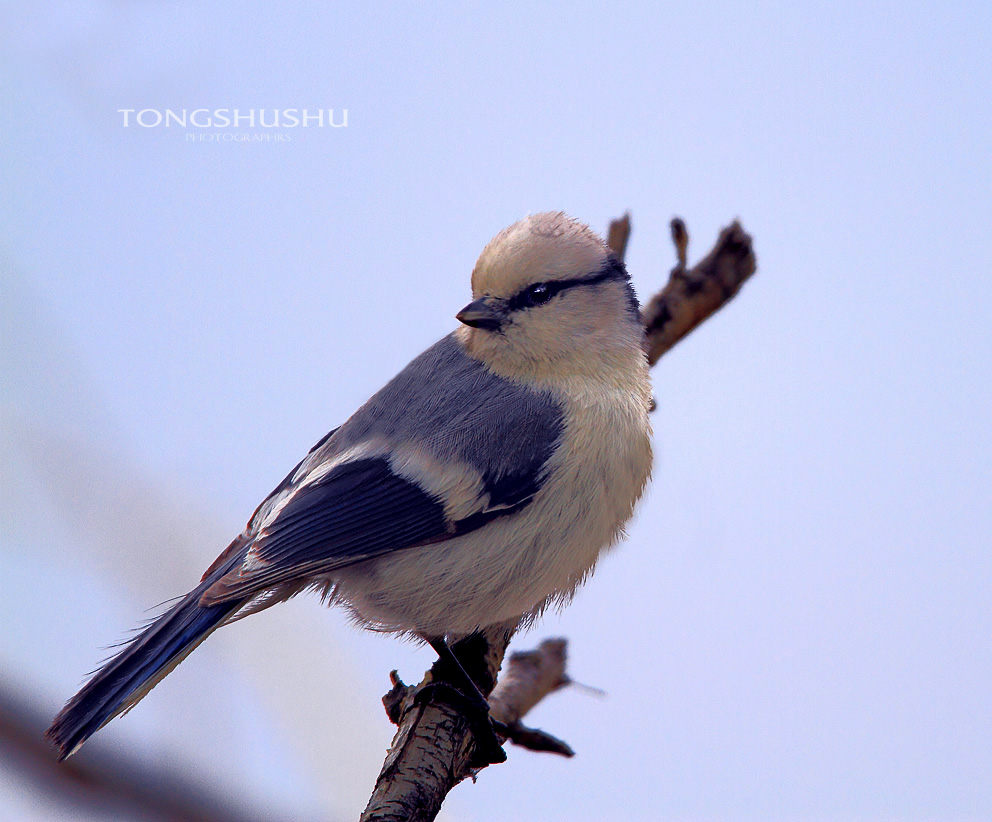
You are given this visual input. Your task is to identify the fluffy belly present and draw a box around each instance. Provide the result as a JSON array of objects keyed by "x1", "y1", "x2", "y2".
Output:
[{"x1": 333, "y1": 399, "x2": 652, "y2": 636}]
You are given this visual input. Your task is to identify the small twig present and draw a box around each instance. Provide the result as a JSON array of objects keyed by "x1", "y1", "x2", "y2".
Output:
[
  {"x1": 382, "y1": 671, "x2": 411, "y2": 726},
  {"x1": 488, "y1": 638, "x2": 568, "y2": 727},
  {"x1": 670, "y1": 217, "x2": 689, "y2": 269},
  {"x1": 605, "y1": 212, "x2": 631, "y2": 258},
  {"x1": 641, "y1": 218, "x2": 756, "y2": 365},
  {"x1": 488, "y1": 638, "x2": 574, "y2": 757}
]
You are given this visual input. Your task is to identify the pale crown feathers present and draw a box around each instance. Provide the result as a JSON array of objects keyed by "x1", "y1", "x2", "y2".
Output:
[{"x1": 456, "y1": 212, "x2": 645, "y2": 386}]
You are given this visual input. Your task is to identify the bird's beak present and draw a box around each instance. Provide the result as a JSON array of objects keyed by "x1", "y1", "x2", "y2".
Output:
[{"x1": 456, "y1": 297, "x2": 505, "y2": 331}]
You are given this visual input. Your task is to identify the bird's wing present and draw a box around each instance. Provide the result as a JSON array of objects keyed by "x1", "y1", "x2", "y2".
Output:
[
  {"x1": 200, "y1": 445, "x2": 551, "y2": 605},
  {"x1": 197, "y1": 427, "x2": 339, "y2": 583},
  {"x1": 199, "y1": 334, "x2": 565, "y2": 605},
  {"x1": 199, "y1": 455, "x2": 449, "y2": 603}
]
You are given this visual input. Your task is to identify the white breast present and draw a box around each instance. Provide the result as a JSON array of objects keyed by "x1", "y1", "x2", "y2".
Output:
[{"x1": 332, "y1": 371, "x2": 653, "y2": 637}]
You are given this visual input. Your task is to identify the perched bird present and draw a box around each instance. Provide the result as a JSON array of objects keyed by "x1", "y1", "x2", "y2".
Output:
[{"x1": 48, "y1": 212, "x2": 653, "y2": 763}]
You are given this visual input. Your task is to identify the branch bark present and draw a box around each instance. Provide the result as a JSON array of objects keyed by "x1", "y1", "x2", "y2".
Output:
[{"x1": 361, "y1": 213, "x2": 756, "y2": 822}]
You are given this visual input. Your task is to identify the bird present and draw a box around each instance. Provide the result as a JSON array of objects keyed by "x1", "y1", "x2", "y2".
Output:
[{"x1": 47, "y1": 211, "x2": 654, "y2": 764}]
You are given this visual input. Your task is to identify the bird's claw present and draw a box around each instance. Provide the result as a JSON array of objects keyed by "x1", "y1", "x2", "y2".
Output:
[{"x1": 414, "y1": 681, "x2": 507, "y2": 766}]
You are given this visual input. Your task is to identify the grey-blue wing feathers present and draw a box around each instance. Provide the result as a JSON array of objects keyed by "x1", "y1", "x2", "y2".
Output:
[
  {"x1": 202, "y1": 457, "x2": 452, "y2": 600},
  {"x1": 204, "y1": 334, "x2": 564, "y2": 602}
]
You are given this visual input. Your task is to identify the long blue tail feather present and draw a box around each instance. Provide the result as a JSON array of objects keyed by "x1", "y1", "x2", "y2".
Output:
[{"x1": 47, "y1": 547, "x2": 248, "y2": 761}]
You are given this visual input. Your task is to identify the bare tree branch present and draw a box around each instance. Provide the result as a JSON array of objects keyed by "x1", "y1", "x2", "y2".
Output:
[
  {"x1": 641, "y1": 218, "x2": 756, "y2": 365},
  {"x1": 489, "y1": 638, "x2": 574, "y2": 757},
  {"x1": 362, "y1": 628, "x2": 513, "y2": 822},
  {"x1": 361, "y1": 213, "x2": 757, "y2": 821}
]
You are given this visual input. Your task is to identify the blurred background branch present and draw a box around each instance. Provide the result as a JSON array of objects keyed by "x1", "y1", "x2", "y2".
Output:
[{"x1": 0, "y1": 684, "x2": 278, "y2": 822}]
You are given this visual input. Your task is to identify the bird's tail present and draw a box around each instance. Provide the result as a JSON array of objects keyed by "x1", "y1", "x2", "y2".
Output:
[{"x1": 47, "y1": 544, "x2": 249, "y2": 761}]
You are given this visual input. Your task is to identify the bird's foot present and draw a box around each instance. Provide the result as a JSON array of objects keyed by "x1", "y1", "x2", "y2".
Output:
[{"x1": 414, "y1": 681, "x2": 507, "y2": 767}]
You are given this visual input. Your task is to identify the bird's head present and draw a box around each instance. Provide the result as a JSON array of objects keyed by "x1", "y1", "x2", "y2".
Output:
[{"x1": 456, "y1": 212, "x2": 644, "y2": 383}]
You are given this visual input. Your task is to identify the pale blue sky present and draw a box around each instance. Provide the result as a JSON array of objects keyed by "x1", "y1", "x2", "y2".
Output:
[{"x1": 2, "y1": 3, "x2": 990, "y2": 820}]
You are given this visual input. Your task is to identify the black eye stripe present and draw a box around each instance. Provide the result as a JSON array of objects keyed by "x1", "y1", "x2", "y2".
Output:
[{"x1": 505, "y1": 266, "x2": 625, "y2": 312}]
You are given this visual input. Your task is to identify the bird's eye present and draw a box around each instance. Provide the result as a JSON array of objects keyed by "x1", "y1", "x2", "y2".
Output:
[{"x1": 525, "y1": 283, "x2": 552, "y2": 306}]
